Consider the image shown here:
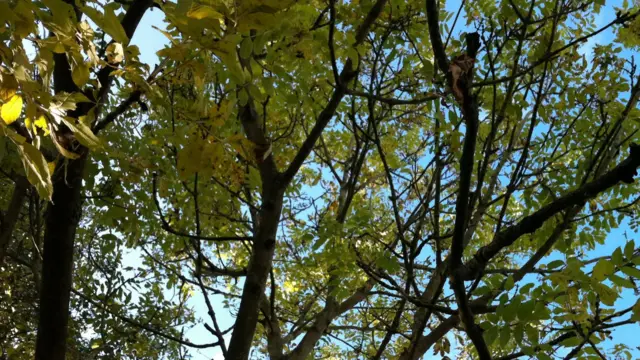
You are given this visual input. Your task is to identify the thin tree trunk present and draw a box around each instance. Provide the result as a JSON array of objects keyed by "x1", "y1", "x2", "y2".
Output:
[{"x1": 0, "y1": 176, "x2": 28, "y2": 266}]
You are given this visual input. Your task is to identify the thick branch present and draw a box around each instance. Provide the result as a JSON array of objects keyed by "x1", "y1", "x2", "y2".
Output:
[
  {"x1": 286, "y1": 280, "x2": 374, "y2": 360},
  {"x1": 425, "y1": 0, "x2": 449, "y2": 73},
  {"x1": 447, "y1": 31, "x2": 491, "y2": 360},
  {"x1": 93, "y1": 59, "x2": 166, "y2": 134},
  {"x1": 345, "y1": 89, "x2": 441, "y2": 105},
  {"x1": 461, "y1": 143, "x2": 640, "y2": 280}
]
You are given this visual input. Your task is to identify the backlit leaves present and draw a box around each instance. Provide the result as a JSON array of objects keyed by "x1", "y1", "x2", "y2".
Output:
[
  {"x1": 186, "y1": 4, "x2": 224, "y2": 20},
  {"x1": 106, "y1": 42, "x2": 125, "y2": 64},
  {"x1": 72, "y1": 62, "x2": 91, "y2": 87},
  {"x1": 82, "y1": 5, "x2": 129, "y2": 44},
  {"x1": 1, "y1": 95, "x2": 23, "y2": 124},
  {"x1": 593, "y1": 259, "x2": 615, "y2": 281},
  {"x1": 17, "y1": 142, "x2": 52, "y2": 200},
  {"x1": 2, "y1": 0, "x2": 640, "y2": 358}
]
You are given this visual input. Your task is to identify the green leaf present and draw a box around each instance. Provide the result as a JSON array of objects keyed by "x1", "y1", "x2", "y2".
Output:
[
  {"x1": 484, "y1": 326, "x2": 498, "y2": 346},
  {"x1": 504, "y1": 275, "x2": 515, "y2": 290},
  {"x1": 312, "y1": 237, "x2": 327, "y2": 250},
  {"x1": 632, "y1": 300, "x2": 640, "y2": 321},
  {"x1": 547, "y1": 260, "x2": 564, "y2": 269},
  {"x1": 592, "y1": 259, "x2": 614, "y2": 281},
  {"x1": 612, "y1": 247, "x2": 624, "y2": 266},
  {"x1": 345, "y1": 47, "x2": 359, "y2": 64},
  {"x1": 624, "y1": 240, "x2": 635, "y2": 260},
  {"x1": 560, "y1": 336, "x2": 581, "y2": 347},
  {"x1": 620, "y1": 266, "x2": 640, "y2": 279},
  {"x1": 499, "y1": 325, "x2": 510, "y2": 347},
  {"x1": 72, "y1": 63, "x2": 90, "y2": 87},
  {"x1": 238, "y1": 88, "x2": 249, "y2": 106},
  {"x1": 301, "y1": 233, "x2": 314, "y2": 243},
  {"x1": 239, "y1": 37, "x2": 253, "y2": 59},
  {"x1": 0, "y1": 136, "x2": 6, "y2": 163},
  {"x1": 247, "y1": 83, "x2": 264, "y2": 102},
  {"x1": 517, "y1": 300, "x2": 535, "y2": 321},
  {"x1": 103, "y1": 7, "x2": 129, "y2": 44},
  {"x1": 592, "y1": 283, "x2": 617, "y2": 306},
  {"x1": 609, "y1": 274, "x2": 634, "y2": 288},
  {"x1": 513, "y1": 323, "x2": 524, "y2": 344},
  {"x1": 376, "y1": 253, "x2": 399, "y2": 272},
  {"x1": 537, "y1": 353, "x2": 553, "y2": 360},
  {"x1": 502, "y1": 303, "x2": 517, "y2": 323},
  {"x1": 519, "y1": 283, "x2": 534, "y2": 295},
  {"x1": 448, "y1": 110, "x2": 458, "y2": 123},
  {"x1": 61, "y1": 118, "x2": 101, "y2": 148}
]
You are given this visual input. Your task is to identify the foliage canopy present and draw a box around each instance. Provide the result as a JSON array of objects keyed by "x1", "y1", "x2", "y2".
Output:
[{"x1": 2, "y1": 0, "x2": 640, "y2": 359}]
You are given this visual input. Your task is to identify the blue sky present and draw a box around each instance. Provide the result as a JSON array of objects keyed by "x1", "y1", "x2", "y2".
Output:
[{"x1": 115, "y1": 1, "x2": 640, "y2": 359}]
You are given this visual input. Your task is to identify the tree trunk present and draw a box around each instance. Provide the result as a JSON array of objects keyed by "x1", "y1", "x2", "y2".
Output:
[
  {"x1": 0, "y1": 176, "x2": 28, "y2": 266},
  {"x1": 34, "y1": 155, "x2": 87, "y2": 360},
  {"x1": 32, "y1": 1, "x2": 151, "y2": 358},
  {"x1": 226, "y1": 189, "x2": 284, "y2": 360}
]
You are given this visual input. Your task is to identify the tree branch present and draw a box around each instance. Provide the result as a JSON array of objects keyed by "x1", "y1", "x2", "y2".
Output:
[
  {"x1": 281, "y1": 0, "x2": 389, "y2": 187},
  {"x1": 152, "y1": 173, "x2": 253, "y2": 243},
  {"x1": 93, "y1": 59, "x2": 166, "y2": 134},
  {"x1": 461, "y1": 143, "x2": 640, "y2": 280},
  {"x1": 72, "y1": 288, "x2": 219, "y2": 349}
]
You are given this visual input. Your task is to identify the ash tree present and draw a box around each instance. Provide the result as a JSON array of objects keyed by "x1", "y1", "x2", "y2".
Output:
[{"x1": 2, "y1": 0, "x2": 640, "y2": 359}]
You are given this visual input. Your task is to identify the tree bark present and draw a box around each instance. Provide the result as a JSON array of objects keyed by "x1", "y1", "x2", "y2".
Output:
[
  {"x1": 0, "y1": 176, "x2": 28, "y2": 266},
  {"x1": 225, "y1": 186, "x2": 283, "y2": 360},
  {"x1": 33, "y1": 1, "x2": 153, "y2": 358},
  {"x1": 34, "y1": 155, "x2": 87, "y2": 360}
]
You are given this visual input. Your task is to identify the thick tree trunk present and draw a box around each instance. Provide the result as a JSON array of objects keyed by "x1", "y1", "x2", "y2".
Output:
[
  {"x1": 226, "y1": 187, "x2": 284, "y2": 360},
  {"x1": 34, "y1": 155, "x2": 87, "y2": 360}
]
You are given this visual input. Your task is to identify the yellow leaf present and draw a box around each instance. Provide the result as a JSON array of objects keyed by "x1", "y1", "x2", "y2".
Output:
[
  {"x1": 13, "y1": 65, "x2": 27, "y2": 82},
  {"x1": 153, "y1": 26, "x2": 176, "y2": 44},
  {"x1": 25, "y1": 114, "x2": 51, "y2": 136},
  {"x1": 62, "y1": 118, "x2": 101, "y2": 148},
  {"x1": 187, "y1": 5, "x2": 224, "y2": 20},
  {"x1": 48, "y1": 161, "x2": 56, "y2": 175},
  {"x1": 34, "y1": 115, "x2": 49, "y2": 134},
  {"x1": 1, "y1": 95, "x2": 23, "y2": 124},
  {"x1": 283, "y1": 280, "x2": 298, "y2": 293},
  {"x1": 106, "y1": 42, "x2": 124, "y2": 63},
  {"x1": 103, "y1": 7, "x2": 129, "y2": 43},
  {"x1": 17, "y1": 142, "x2": 53, "y2": 200},
  {"x1": 52, "y1": 41, "x2": 66, "y2": 54},
  {"x1": 87, "y1": 42, "x2": 100, "y2": 66},
  {"x1": 50, "y1": 132, "x2": 80, "y2": 159},
  {"x1": 83, "y1": 6, "x2": 129, "y2": 44}
]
